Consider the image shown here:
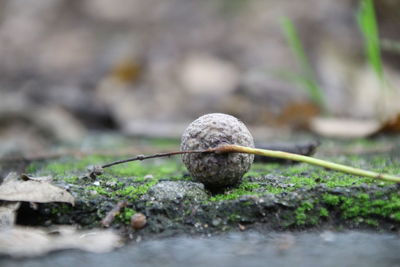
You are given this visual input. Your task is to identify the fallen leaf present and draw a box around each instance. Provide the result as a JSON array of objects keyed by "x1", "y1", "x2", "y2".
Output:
[
  {"x1": 0, "y1": 173, "x2": 74, "y2": 205},
  {"x1": 310, "y1": 117, "x2": 380, "y2": 138},
  {"x1": 0, "y1": 226, "x2": 122, "y2": 257},
  {"x1": 0, "y1": 202, "x2": 20, "y2": 228},
  {"x1": 310, "y1": 114, "x2": 400, "y2": 138},
  {"x1": 378, "y1": 114, "x2": 400, "y2": 133},
  {"x1": 20, "y1": 174, "x2": 53, "y2": 182}
]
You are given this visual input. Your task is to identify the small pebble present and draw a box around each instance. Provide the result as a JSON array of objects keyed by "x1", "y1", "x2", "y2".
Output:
[
  {"x1": 131, "y1": 213, "x2": 147, "y2": 230},
  {"x1": 144, "y1": 174, "x2": 154, "y2": 179},
  {"x1": 106, "y1": 181, "x2": 117, "y2": 187},
  {"x1": 211, "y1": 218, "x2": 222, "y2": 226}
]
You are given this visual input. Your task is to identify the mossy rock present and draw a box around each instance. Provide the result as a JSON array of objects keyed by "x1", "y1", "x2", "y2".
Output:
[{"x1": 5, "y1": 135, "x2": 400, "y2": 238}]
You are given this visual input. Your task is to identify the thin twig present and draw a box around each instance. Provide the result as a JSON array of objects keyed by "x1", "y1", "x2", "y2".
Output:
[
  {"x1": 101, "y1": 201, "x2": 128, "y2": 228},
  {"x1": 101, "y1": 149, "x2": 212, "y2": 168},
  {"x1": 0, "y1": 146, "x2": 176, "y2": 163},
  {"x1": 84, "y1": 149, "x2": 214, "y2": 180}
]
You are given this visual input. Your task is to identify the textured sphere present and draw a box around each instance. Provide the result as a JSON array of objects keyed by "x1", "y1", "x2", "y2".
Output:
[{"x1": 181, "y1": 113, "x2": 254, "y2": 188}]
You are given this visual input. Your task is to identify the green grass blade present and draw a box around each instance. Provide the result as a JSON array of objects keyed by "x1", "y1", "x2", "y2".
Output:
[
  {"x1": 357, "y1": 0, "x2": 383, "y2": 80},
  {"x1": 280, "y1": 17, "x2": 325, "y2": 110}
]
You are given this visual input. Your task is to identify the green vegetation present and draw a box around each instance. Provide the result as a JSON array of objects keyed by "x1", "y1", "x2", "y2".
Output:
[
  {"x1": 322, "y1": 194, "x2": 340, "y2": 206},
  {"x1": 319, "y1": 207, "x2": 329, "y2": 217},
  {"x1": 28, "y1": 154, "x2": 184, "y2": 180},
  {"x1": 295, "y1": 201, "x2": 314, "y2": 225},
  {"x1": 118, "y1": 208, "x2": 137, "y2": 224},
  {"x1": 209, "y1": 182, "x2": 261, "y2": 202},
  {"x1": 321, "y1": 192, "x2": 400, "y2": 224},
  {"x1": 357, "y1": 0, "x2": 383, "y2": 80},
  {"x1": 291, "y1": 190, "x2": 400, "y2": 227},
  {"x1": 280, "y1": 17, "x2": 325, "y2": 110},
  {"x1": 85, "y1": 178, "x2": 159, "y2": 202},
  {"x1": 103, "y1": 160, "x2": 184, "y2": 179},
  {"x1": 244, "y1": 163, "x2": 281, "y2": 177},
  {"x1": 280, "y1": 0, "x2": 390, "y2": 113}
]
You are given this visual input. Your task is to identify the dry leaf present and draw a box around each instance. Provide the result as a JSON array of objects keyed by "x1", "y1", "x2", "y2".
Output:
[
  {"x1": 0, "y1": 202, "x2": 20, "y2": 228},
  {"x1": 20, "y1": 174, "x2": 53, "y2": 182},
  {"x1": 310, "y1": 117, "x2": 380, "y2": 138},
  {"x1": 0, "y1": 226, "x2": 122, "y2": 257},
  {"x1": 0, "y1": 173, "x2": 74, "y2": 205},
  {"x1": 310, "y1": 114, "x2": 400, "y2": 138},
  {"x1": 378, "y1": 114, "x2": 400, "y2": 133}
]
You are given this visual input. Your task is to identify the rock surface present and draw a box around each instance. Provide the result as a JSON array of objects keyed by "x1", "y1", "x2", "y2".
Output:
[{"x1": 145, "y1": 181, "x2": 208, "y2": 202}]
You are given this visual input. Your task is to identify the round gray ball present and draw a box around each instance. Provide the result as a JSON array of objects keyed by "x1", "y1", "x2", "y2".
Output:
[{"x1": 181, "y1": 113, "x2": 254, "y2": 188}]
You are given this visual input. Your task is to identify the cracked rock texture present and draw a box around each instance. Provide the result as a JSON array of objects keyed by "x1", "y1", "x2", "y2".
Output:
[
  {"x1": 181, "y1": 113, "x2": 254, "y2": 188},
  {"x1": 145, "y1": 181, "x2": 208, "y2": 202}
]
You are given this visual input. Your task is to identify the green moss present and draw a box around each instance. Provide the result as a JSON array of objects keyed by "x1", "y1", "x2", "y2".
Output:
[
  {"x1": 295, "y1": 201, "x2": 314, "y2": 225},
  {"x1": 319, "y1": 207, "x2": 329, "y2": 217},
  {"x1": 33, "y1": 153, "x2": 185, "y2": 182},
  {"x1": 264, "y1": 185, "x2": 286, "y2": 194},
  {"x1": 103, "y1": 160, "x2": 184, "y2": 180},
  {"x1": 321, "y1": 192, "x2": 400, "y2": 223},
  {"x1": 209, "y1": 182, "x2": 261, "y2": 202},
  {"x1": 283, "y1": 164, "x2": 369, "y2": 188},
  {"x1": 322, "y1": 194, "x2": 340, "y2": 206},
  {"x1": 118, "y1": 208, "x2": 137, "y2": 224},
  {"x1": 85, "y1": 178, "x2": 159, "y2": 201},
  {"x1": 244, "y1": 163, "x2": 281, "y2": 177},
  {"x1": 288, "y1": 175, "x2": 317, "y2": 188},
  {"x1": 64, "y1": 176, "x2": 79, "y2": 183},
  {"x1": 87, "y1": 185, "x2": 110, "y2": 196},
  {"x1": 228, "y1": 213, "x2": 241, "y2": 223},
  {"x1": 366, "y1": 218, "x2": 379, "y2": 227}
]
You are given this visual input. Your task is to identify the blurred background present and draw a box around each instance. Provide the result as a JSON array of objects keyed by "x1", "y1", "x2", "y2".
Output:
[{"x1": 0, "y1": 0, "x2": 399, "y2": 155}]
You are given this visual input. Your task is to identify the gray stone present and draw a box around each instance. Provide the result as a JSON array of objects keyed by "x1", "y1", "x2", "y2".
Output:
[{"x1": 146, "y1": 181, "x2": 208, "y2": 202}]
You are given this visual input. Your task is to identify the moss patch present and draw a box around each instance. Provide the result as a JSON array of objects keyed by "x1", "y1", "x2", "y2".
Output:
[
  {"x1": 295, "y1": 201, "x2": 320, "y2": 226},
  {"x1": 118, "y1": 208, "x2": 137, "y2": 224},
  {"x1": 331, "y1": 192, "x2": 400, "y2": 222},
  {"x1": 209, "y1": 182, "x2": 262, "y2": 202}
]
